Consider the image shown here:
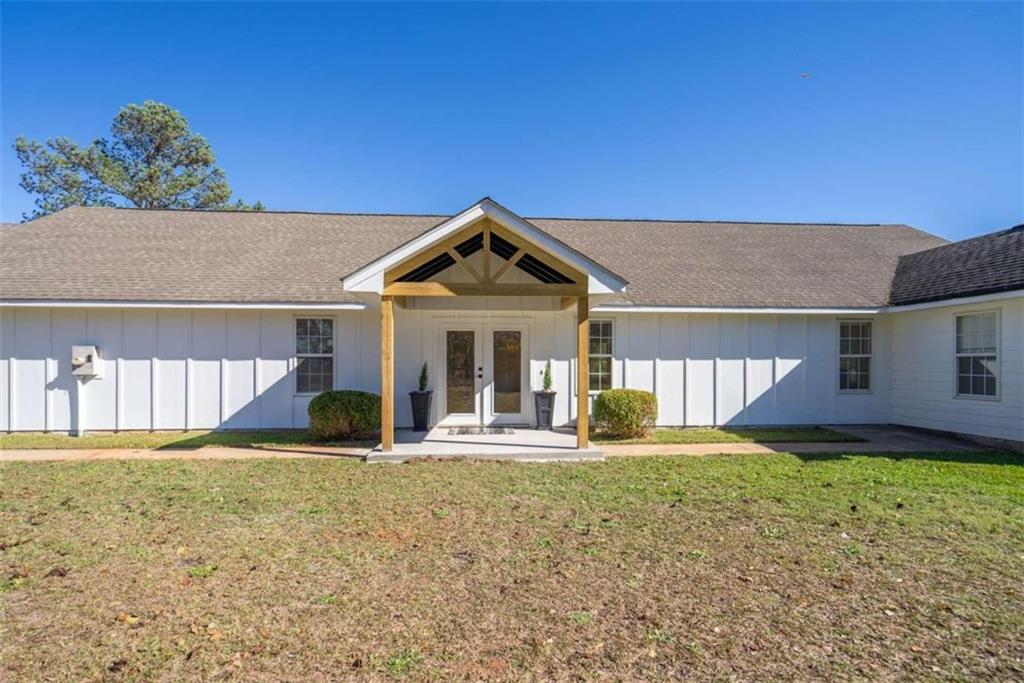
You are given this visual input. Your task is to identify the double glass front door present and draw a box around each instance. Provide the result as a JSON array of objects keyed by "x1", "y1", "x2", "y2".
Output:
[{"x1": 442, "y1": 324, "x2": 527, "y2": 425}]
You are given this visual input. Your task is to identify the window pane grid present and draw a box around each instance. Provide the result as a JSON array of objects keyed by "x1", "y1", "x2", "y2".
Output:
[
  {"x1": 296, "y1": 318, "x2": 334, "y2": 394},
  {"x1": 588, "y1": 320, "x2": 613, "y2": 392},
  {"x1": 838, "y1": 321, "x2": 871, "y2": 392},
  {"x1": 956, "y1": 311, "x2": 997, "y2": 355},
  {"x1": 956, "y1": 313, "x2": 998, "y2": 398},
  {"x1": 296, "y1": 357, "x2": 334, "y2": 394}
]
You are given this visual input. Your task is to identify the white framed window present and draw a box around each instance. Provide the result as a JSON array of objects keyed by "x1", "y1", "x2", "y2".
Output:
[
  {"x1": 589, "y1": 319, "x2": 613, "y2": 392},
  {"x1": 838, "y1": 320, "x2": 872, "y2": 392},
  {"x1": 296, "y1": 317, "x2": 335, "y2": 394},
  {"x1": 955, "y1": 310, "x2": 999, "y2": 399}
]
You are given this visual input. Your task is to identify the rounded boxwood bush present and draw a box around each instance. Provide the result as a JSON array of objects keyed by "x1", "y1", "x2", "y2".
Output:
[
  {"x1": 593, "y1": 388, "x2": 658, "y2": 438},
  {"x1": 307, "y1": 390, "x2": 381, "y2": 440}
]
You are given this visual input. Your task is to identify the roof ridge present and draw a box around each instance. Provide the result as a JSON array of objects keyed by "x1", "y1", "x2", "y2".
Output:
[
  {"x1": 528, "y1": 215, "x2": 897, "y2": 227},
  {"x1": 900, "y1": 223, "x2": 1022, "y2": 260},
  {"x1": 64, "y1": 206, "x2": 451, "y2": 219},
  {"x1": 59, "y1": 205, "x2": 904, "y2": 228}
]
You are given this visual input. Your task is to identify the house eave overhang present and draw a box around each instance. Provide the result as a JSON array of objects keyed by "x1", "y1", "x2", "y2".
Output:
[
  {"x1": 883, "y1": 287, "x2": 1024, "y2": 312},
  {"x1": 593, "y1": 305, "x2": 884, "y2": 315},
  {"x1": 341, "y1": 198, "x2": 629, "y2": 298},
  {"x1": 0, "y1": 299, "x2": 368, "y2": 311}
]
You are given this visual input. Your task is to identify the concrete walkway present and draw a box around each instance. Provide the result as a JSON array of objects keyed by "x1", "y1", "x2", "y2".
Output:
[{"x1": 0, "y1": 425, "x2": 974, "y2": 463}]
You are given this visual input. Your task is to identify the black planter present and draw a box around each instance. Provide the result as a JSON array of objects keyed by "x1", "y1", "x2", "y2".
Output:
[
  {"x1": 533, "y1": 391, "x2": 556, "y2": 430},
  {"x1": 409, "y1": 391, "x2": 433, "y2": 432}
]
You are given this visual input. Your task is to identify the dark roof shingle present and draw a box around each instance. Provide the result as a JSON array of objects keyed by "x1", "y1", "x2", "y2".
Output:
[
  {"x1": 889, "y1": 225, "x2": 1024, "y2": 306},
  {"x1": 0, "y1": 206, "x2": 948, "y2": 308}
]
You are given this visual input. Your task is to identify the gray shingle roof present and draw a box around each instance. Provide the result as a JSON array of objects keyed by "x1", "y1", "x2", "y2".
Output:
[
  {"x1": 0, "y1": 206, "x2": 947, "y2": 308},
  {"x1": 889, "y1": 225, "x2": 1024, "y2": 306}
]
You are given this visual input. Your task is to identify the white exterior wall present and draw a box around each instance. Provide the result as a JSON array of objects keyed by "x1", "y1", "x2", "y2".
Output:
[
  {"x1": 0, "y1": 307, "x2": 381, "y2": 432},
  {"x1": 888, "y1": 295, "x2": 1024, "y2": 443},
  {"x1": 1, "y1": 305, "x2": 897, "y2": 432},
  {"x1": 598, "y1": 312, "x2": 890, "y2": 426}
]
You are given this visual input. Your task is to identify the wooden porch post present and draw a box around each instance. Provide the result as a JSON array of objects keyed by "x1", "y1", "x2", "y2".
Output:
[
  {"x1": 577, "y1": 295, "x2": 589, "y2": 449},
  {"x1": 381, "y1": 295, "x2": 394, "y2": 452}
]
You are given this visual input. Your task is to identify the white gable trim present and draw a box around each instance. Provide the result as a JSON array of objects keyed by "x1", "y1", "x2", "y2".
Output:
[{"x1": 342, "y1": 198, "x2": 628, "y2": 296}]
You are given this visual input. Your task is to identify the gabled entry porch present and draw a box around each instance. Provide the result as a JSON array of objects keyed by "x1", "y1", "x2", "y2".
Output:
[{"x1": 341, "y1": 198, "x2": 628, "y2": 456}]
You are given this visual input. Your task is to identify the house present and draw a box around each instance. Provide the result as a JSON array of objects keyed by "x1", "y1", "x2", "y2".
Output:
[{"x1": 1, "y1": 198, "x2": 1021, "y2": 453}]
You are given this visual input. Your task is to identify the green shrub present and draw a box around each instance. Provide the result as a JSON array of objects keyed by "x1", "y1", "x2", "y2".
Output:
[
  {"x1": 593, "y1": 388, "x2": 657, "y2": 438},
  {"x1": 307, "y1": 390, "x2": 381, "y2": 440}
]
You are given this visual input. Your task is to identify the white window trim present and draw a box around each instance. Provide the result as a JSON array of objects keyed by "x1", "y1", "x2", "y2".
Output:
[
  {"x1": 953, "y1": 309, "x2": 1001, "y2": 402},
  {"x1": 294, "y1": 315, "x2": 337, "y2": 396},
  {"x1": 588, "y1": 318, "x2": 614, "y2": 395},
  {"x1": 837, "y1": 319, "x2": 873, "y2": 394}
]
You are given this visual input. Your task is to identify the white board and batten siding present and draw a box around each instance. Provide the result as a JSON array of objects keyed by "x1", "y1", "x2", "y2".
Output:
[
  {"x1": 595, "y1": 312, "x2": 889, "y2": 427},
  {"x1": 303, "y1": 307, "x2": 890, "y2": 429},
  {"x1": 1, "y1": 305, "x2": 896, "y2": 433},
  {"x1": 888, "y1": 296, "x2": 1024, "y2": 443},
  {"x1": 0, "y1": 307, "x2": 381, "y2": 433}
]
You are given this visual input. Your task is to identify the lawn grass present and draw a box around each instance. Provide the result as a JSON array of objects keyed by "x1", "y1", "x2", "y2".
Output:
[
  {"x1": 593, "y1": 426, "x2": 862, "y2": 444},
  {"x1": 2, "y1": 452, "x2": 1022, "y2": 680},
  {"x1": 0, "y1": 429, "x2": 375, "y2": 450}
]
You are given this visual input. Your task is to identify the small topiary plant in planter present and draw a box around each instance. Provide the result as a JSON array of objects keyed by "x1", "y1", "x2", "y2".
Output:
[
  {"x1": 308, "y1": 390, "x2": 381, "y2": 440},
  {"x1": 593, "y1": 388, "x2": 657, "y2": 439},
  {"x1": 534, "y1": 360, "x2": 556, "y2": 430},
  {"x1": 417, "y1": 362, "x2": 429, "y2": 392},
  {"x1": 409, "y1": 362, "x2": 433, "y2": 432}
]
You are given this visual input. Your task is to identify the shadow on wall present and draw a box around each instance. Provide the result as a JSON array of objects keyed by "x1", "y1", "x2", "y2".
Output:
[
  {"x1": 4, "y1": 307, "x2": 388, "y2": 434},
  {"x1": 33, "y1": 348, "x2": 321, "y2": 433},
  {"x1": 13, "y1": 307, "x2": 890, "y2": 433},
  {"x1": 680, "y1": 349, "x2": 812, "y2": 428},
  {"x1": 38, "y1": 347, "x2": 833, "y2": 433}
]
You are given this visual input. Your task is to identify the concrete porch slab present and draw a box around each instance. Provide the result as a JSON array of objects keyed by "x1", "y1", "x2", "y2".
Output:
[{"x1": 366, "y1": 427, "x2": 604, "y2": 463}]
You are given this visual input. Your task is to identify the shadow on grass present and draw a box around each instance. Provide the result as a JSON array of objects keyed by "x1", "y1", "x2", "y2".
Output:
[
  {"x1": 594, "y1": 426, "x2": 865, "y2": 445},
  {"x1": 793, "y1": 450, "x2": 1023, "y2": 466},
  {"x1": 154, "y1": 429, "x2": 378, "y2": 454},
  {"x1": 239, "y1": 445, "x2": 371, "y2": 460}
]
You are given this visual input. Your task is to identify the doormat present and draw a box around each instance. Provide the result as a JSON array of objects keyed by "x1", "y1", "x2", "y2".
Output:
[{"x1": 447, "y1": 427, "x2": 515, "y2": 436}]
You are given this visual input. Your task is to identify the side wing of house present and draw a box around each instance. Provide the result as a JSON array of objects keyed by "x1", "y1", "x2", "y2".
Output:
[{"x1": 887, "y1": 295, "x2": 1024, "y2": 446}]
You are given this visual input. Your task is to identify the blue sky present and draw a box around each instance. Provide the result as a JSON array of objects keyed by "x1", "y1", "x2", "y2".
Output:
[{"x1": 1, "y1": 2, "x2": 1020, "y2": 240}]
